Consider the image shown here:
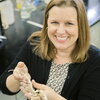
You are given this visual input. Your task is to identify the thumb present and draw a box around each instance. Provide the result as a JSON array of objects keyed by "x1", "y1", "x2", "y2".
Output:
[
  {"x1": 32, "y1": 80, "x2": 46, "y2": 90},
  {"x1": 17, "y1": 62, "x2": 25, "y2": 68},
  {"x1": 17, "y1": 62, "x2": 28, "y2": 73}
]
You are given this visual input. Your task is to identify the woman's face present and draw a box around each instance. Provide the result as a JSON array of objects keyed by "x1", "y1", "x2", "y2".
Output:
[{"x1": 47, "y1": 6, "x2": 78, "y2": 52}]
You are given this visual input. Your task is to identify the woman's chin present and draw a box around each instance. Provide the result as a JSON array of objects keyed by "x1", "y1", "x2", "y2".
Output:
[{"x1": 55, "y1": 46, "x2": 67, "y2": 50}]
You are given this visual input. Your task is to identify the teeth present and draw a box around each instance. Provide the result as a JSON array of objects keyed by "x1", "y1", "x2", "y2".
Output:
[{"x1": 56, "y1": 36, "x2": 67, "y2": 40}]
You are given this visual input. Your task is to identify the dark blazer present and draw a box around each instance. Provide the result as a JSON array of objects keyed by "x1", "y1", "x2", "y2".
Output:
[{"x1": 0, "y1": 41, "x2": 100, "y2": 100}]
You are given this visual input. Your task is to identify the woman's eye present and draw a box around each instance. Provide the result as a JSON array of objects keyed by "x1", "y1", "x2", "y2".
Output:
[
  {"x1": 65, "y1": 22, "x2": 73, "y2": 25},
  {"x1": 51, "y1": 22, "x2": 58, "y2": 24}
]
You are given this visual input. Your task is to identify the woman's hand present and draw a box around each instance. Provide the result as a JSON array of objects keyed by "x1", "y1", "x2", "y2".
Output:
[
  {"x1": 6, "y1": 62, "x2": 31, "y2": 92},
  {"x1": 20, "y1": 80, "x2": 67, "y2": 100},
  {"x1": 20, "y1": 80, "x2": 47, "y2": 100},
  {"x1": 32, "y1": 80, "x2": 67, "y2": 100},
  {"x1": 13, "y1": 62, "x2": 31, "y2": 82},
  {"x1": 32, "y1": 80, "x2": 57, "y2": 100}
]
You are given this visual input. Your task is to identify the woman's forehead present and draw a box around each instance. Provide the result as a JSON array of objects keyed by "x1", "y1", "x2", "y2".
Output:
[{"x1": 48, "y1": 6, "x2": 77, "y2": 21}]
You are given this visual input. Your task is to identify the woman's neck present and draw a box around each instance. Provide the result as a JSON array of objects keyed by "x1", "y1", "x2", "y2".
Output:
[{"x1": 54, "y1": 50, "x2": 72, "y2": 64}]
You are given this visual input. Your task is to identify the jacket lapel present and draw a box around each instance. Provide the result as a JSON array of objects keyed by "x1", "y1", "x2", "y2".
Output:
[{"x1": 61, "y1": 63, "x2": 87, "y2": 97}]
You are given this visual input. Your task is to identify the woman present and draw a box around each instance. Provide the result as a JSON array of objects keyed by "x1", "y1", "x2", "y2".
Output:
[{"x1": 0, "y1": 0, "x2": 100, "y2": 100}]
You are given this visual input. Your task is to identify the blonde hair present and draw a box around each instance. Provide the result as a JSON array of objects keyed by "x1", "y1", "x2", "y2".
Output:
[{"x1": 28, "y1": 0, "x2": 90, "y2": 63}]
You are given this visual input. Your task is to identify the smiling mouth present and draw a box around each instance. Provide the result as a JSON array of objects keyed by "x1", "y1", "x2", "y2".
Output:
[{"x1": 55, "y1": 35, "x2": 68, "y2": 42}]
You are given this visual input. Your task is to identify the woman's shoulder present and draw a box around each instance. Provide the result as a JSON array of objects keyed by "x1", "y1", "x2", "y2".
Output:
[
  {"x1": 88, "y1": 45, "x2": 100, "y2": 56},
  {"x1": 23, "y1": 33, "x2": 40, "y2": 49},
  {"x1": 87, "y1": 45, "x2": 100, "y2": 63}
]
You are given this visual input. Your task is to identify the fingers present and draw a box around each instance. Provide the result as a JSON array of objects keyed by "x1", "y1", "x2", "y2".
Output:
[
  {"x1": 13, "y1": 68, "x2": 23, "y2": 80},
  {"x1": 24, "y1": 91, "x2": 42, "y2": 100},
  {"x1": 20, "y1": 80, "x2": 47, "y2": 100},
  {"x1": 25, "y1": 92, "x2": 34, "y2": 100},
  {"x1": 17, "y1": 62, "x2": 28, "y2": 73},
  {"x1": 37, "y1": 90, "x2": 48, "y2": 100},
  {"x1": 30, "y1": 96, "x2": 41, "y2": 100},
  {"x1": 13, "y1": 61, "x2": 29, "y2": 81},
  {"x1": 24, "y1": 92, "x2": 41, "y2": 100},
  {"x1": 20, "y1": 81, "x2": 41, "y2": 100},
  {"x1": 20, "y1": 81, "x2": 33, "y2": 97},
  {"x1": 20, "y1": 80, "x2": 33, "y2": 91},
  {"x1": 32, "y1": 80, "x2": 46, "y2": 90}
]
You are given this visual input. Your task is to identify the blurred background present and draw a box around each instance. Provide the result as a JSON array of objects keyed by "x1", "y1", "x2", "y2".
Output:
[{"x1": 0, "y1": 0, "x2": 100, "y2": 100}]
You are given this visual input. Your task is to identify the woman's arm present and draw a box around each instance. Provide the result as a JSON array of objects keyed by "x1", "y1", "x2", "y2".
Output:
[
  {"x1": 0, "y1": 41, "x2": 32, "y2": 94},
  {"x1": 6, "y1": 62, "x2": 30, "y2": 93}
]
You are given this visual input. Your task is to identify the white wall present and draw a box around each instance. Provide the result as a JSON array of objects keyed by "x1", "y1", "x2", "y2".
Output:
[
  {"x1": 90, "y1": 21, "x2": 100, "y2": 48},
  {"x1": 44, "y1": 0, "x2": 51, "y2": 4}
]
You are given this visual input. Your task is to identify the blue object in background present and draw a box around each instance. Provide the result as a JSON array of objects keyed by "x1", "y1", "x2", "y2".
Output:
[{"x1": 33, "y1": 0, "x2": 41, "y2": 6}]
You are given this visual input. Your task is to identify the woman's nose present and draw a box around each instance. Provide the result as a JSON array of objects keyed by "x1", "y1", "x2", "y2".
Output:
[{"x1": 56, "y1": 25, "x2": 66, "y2": 34}]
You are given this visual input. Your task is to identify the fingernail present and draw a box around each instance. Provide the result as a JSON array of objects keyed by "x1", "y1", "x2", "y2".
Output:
[{"x1": 32, "y1": 80, "x2": 35, "y2": 82}]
